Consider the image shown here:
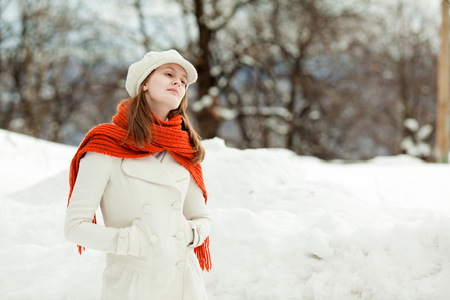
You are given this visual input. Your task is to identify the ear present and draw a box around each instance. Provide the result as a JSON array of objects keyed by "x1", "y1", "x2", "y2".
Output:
[{"x1": 142, "y1": 83, "x2": 148, "y2": 92}]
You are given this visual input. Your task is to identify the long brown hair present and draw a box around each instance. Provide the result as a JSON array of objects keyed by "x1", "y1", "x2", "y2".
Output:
[{"x1": 121, "y1": 73, "x2": 205, "y2": 164}]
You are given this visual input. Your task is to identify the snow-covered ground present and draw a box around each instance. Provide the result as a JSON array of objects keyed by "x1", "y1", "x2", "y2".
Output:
[{"x1": 1, "y1": 128, "x2": 450, "y2": 300}]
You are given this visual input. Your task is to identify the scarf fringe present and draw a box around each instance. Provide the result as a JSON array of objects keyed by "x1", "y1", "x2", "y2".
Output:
[{"x1": 195, "y1": 236, "x2": 211, "y2": 272}]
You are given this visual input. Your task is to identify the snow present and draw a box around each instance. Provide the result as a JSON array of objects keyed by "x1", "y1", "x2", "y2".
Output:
[
  {"x1": 1, "y1": 129, "x2": 450, "y2": 299},
  {"x1": 191, "y1": 95, "x2": 214, "y2": 112},
  {"x1": 404, "y1": 119, "x2": 420, "y2": 132},
  {"x1": 401, "y1": 119, "x2": 433, "y2": 158}
]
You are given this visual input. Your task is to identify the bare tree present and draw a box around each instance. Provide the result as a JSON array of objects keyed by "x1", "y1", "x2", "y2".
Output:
[
  {"x1": 173, "y1": 0, "x2": 260, "y2": 139},
  {"x1": 346, "y1": 0, "x2": 437, "y2": 160},
  {"x1": 0, "y1": 0, "x2": 127, "y2": 144},
  {"x1": 1, "y1": 0, "x2": 439, "y2": 161},
  {"x1": 206, "y1": 0, "x2": 437, "y2": 160},
  {"x1": 204, "y1": 0, "x2": 363, "y2": 158}
]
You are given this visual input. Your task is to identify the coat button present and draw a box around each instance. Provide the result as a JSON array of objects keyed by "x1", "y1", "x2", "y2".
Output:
[
  {"x1": 172, "y1": 201, "x2": 182, "y2": 210},
  {"x1": 176, "y1": 260, "x2": 185, "y2": 269},
  {"x1": 142, "y1": 204, "x2": 152, "y2": 214},
  {"x1": 176, "y1": 232, "x2": 184, "y2": 240},
  {"x1": 149, "y1": 235, "x2": 158, "y2": 244},
  {"x1": 119, "y1": 229, "x2": 128, "y2": 238}
]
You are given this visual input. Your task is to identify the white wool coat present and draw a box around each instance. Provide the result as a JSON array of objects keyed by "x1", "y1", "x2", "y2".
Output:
[{"x1": 64, "y1": 151, "x2": 211, "y2": 300}]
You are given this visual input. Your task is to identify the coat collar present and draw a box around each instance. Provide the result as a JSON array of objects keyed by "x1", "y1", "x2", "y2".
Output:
[{"x1": 120, "y1": 152, "x2": 190, "y2": 189}]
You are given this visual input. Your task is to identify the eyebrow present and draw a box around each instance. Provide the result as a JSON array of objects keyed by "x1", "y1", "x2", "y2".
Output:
[{"x1": 161, "y1": 67, "x2": 187, "y2": 80}]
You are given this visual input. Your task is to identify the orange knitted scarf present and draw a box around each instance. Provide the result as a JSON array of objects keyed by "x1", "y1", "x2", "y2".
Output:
[{"x1": 67, "y1": 101, "x2": 211, "y2": 271}]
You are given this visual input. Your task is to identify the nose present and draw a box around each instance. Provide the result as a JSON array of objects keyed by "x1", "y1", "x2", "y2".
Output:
[{"x1": 173, "y1": 79, "x2": 181, "y2": 87}]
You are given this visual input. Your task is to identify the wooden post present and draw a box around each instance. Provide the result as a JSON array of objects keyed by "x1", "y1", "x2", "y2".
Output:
[{"x1": 437, "y1": 0, "x2": 450, "y2": 163}]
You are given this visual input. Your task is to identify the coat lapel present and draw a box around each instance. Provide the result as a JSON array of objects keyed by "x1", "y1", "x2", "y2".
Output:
[
  {"x1": 161, "y1": 152, "x2": 190, "y2": 182},
  {"x1": 120, "y1": 153, "x2": 189, "y2": 189}
]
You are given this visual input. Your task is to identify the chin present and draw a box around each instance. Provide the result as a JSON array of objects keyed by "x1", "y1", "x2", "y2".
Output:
[{"x1": 168, "y1": 101, "x2": 182, "y2": 111}]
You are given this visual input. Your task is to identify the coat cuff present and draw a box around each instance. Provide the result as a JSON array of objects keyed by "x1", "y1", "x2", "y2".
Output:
[
  {"x1": 115, "y1": 225, "x2": 142, "y2": 256},
  {"x1": 188, "y1": 221, "x2": 208, "y2": 248},
  {"x1": 116, "y1": 228, "x2": 130, "y2": 255}
]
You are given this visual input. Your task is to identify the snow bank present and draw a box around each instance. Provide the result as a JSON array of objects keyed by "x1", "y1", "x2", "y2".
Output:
[
  {"x1": 1, "y1": 131, "x2": 450, "y2": 299},
  {"x1": 0, "y1": 129, "x2": 75, "y2": 197}
]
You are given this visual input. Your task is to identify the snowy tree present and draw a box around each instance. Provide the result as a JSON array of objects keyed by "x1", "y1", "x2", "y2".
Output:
[
  {"x1": 126, "y1": 0, "x2": 438, "y2": 160},
  {"x1": 0, "y1": 0, "x2": 439, "y2": 160},
  {"x1": 0, "y1": 0, "x2": 128, "y2": 144},
  {"x1": 346, "y1": 0, "x2": 437, "y2": 160}
]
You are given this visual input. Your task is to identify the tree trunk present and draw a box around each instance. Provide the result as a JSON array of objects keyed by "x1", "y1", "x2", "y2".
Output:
[
  {"x1": 437, "y1": 0, "x2": 449, "y2": 162},
  {"x1": 192, "y1": 0, "x2": 220, "y2": 139}
]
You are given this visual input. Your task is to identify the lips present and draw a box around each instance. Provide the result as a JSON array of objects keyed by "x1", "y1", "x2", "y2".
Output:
[{"x1": 167, "y1": 88, "x2": 179, "y2": 95}]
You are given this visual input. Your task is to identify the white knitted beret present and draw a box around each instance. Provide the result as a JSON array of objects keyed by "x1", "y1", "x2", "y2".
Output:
[{"x1": 125, "y1": 49, "x2": 198, "y2": 98}]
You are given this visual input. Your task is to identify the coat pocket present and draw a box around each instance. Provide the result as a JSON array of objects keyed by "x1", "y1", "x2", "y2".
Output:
[
  {"x1": 128, "y1": 218, "x2": 150, "y2": 261},
  {"x1": 182, "y1": 217, "x2": 194, "y2": 247}
]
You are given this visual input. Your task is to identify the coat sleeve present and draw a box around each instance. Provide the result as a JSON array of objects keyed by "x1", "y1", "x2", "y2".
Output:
[
  {"x1": 64, "y1": 152, "x2": 147, "y2": 257},
  {"x1": 183, "y1": 176, "x2": 211, "y2": 248}
]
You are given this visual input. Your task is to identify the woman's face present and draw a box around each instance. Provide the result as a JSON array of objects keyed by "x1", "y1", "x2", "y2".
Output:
[{"x1": 143, "y1": 63, "x2": 187, "y2": 120}]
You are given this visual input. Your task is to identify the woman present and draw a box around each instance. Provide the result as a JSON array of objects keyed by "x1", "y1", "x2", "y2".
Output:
[{"x1": 64, "y1": 49, "x2": 211, "y2": 300}]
